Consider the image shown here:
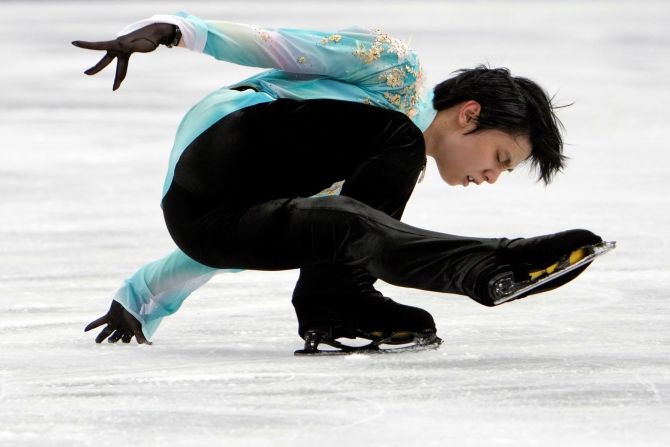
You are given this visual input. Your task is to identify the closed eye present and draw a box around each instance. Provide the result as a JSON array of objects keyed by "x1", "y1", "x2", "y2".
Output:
[{"x1": 498, "y1": 153, "x2": 513, "y2": 172}]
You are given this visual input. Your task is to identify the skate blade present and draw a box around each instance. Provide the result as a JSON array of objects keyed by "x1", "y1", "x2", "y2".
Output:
[
  {"x1": 491, "y1": 241, "x2": 616, "y2": 305},
  {"x1": 369, "y1": 330, "x2": 416, "y2": 344},
  {"x1": 294, "y1": 332, "x2": 443, "y2": 356}
]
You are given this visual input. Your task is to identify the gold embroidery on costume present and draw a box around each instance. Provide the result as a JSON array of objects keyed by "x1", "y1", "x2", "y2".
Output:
[
  {"x1": 405, "y1": 64, "x2": 419, "y2": 76},
  {"x1": 253, "y1": 27, "x2": 271, "y2": 43},
  {"x1": 383, "y1": 92, "x2": 402, "y2": 106},
  {"x1": 353, "y1": 29, "x2": 411, "y2": 64},
  {"x1": 373, "y1": 29, "x2": 410, "y2": 61},
  {"x1": 383, "y1": 60, "x2": 425, "y2": 118},
  {"x1": 320, "y1": 34, "x2": 343, "y2": 45},
  {"x1": 379, "y1": 67, "x2": 406, "y2": 88},
  {"x1": 297, "y1": 56, "x2": 307, "y2": 64},
  {"x1": 362, "y1": 97, "x2": 373, "y2": 106},
  {"x1": 317, "y1": 180, "x2": 345, "y2": 196},
  {"x1": 353, "y1": 40, "x2": 383, "y2": 64}
]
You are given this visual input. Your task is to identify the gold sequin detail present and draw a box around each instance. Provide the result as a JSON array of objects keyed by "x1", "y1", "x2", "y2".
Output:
[
  {"x1": 316, "y1": 180, "x2": 345, "y2": 197},
  {"x1": 373, "y1": 29, "x2": 410, "y2": 60},
  {"x1": 297, "y1": 56, "x2": 307, "y2": 64},
  {"x1": 383, "y1": 92, "x2": 402, "y2": 106},
  {"x1": 405, "y1": 64, "x2": 419, "y2": 76},
  {"x1": 384, "y1": 60, "x2": 425, "y2": 118},
  {"x1": 353, "y1": 40, "x2": 383, "y2": 64},
  {"x1": 351, "y1": 28, "x2": 425, "y2": 117},
  {"x1": 253, "y1": 27, "x2": 271, "y2": 43},
  {"x1": 320, "y1": 34, "x2": 343, "y2": 45},
  {"x1": 379, "y1": 67, "x2": 406, "y2": 88},
  {"x1": 353, "y1": 29, "x2": 411, "y2": 64},
  {"x1": 362, "y1": 98, "x2": 373, "y2": 106}
]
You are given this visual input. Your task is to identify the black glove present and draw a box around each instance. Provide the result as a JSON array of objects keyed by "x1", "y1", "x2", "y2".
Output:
[
  {"x1": 85, "y1": 300, "x2": 151, "y2": 344},
  {"x1": 72, "y1": 23, "x2": 180, "y2": 90}
]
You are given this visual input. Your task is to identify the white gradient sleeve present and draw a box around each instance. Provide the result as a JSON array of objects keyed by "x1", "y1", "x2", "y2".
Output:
[{"x1": 118, "y1": 12, "x2": 422, "y2": 90}]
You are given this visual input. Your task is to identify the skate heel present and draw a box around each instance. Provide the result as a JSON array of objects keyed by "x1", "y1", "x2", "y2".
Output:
[{"x1": 294, "y1": 329, "x2": 330, "y2": 355}]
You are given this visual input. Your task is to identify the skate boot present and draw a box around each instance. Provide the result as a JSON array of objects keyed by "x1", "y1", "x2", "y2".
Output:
[
  {"x1": 292, "y1": 290, "x2": 441, "y2": 355},
  {"x1": 477, "y1": 229, "x2": 615, "y2": 306}
]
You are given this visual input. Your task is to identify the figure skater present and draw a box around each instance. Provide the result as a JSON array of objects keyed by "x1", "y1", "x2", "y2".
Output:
[{"x1": 73, "y1": 14, "x2": 607, "y2": 353}]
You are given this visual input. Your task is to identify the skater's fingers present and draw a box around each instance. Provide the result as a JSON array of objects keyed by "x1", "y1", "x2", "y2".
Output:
[
  {"x1": 108, "y1": 329, "x2": 124, "y2": 343},
  {"x1": 112, "y1": 55, "x2": 129, "y2": 91},
  {"x1": 84, "y1": 53, "x2": 115, "y2": 76},
  {"x1": 133, "y1": 326, "x2": 151, "y2": 345},
  {"x1": 133, "y1": 328, "x2": 151, "y2": 345},
  {"x1": 95, "y1": 325, "x2": 115, "y2": 344},
  {"x1": 84, "y1": 315, "x2": 109, "y2": 332},
  {"x1": 121, "y1": 308, "x2": 151, "y2": 345},
  {"x1": 121, "y1": 331, "x2": 133, "y2": 344},
  {"x1": 72, "y1": 39, "x2": 119, "y2": 51}
]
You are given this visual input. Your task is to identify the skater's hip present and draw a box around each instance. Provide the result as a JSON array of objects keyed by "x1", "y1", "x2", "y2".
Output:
[{"x1": 162, "y1": 180, "x2": 296, "y2": 269}]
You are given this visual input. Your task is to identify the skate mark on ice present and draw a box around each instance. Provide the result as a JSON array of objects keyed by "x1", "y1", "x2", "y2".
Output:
[
  {"x1": 279, "y1": 361, "x2": 389, "y2": 440},
  {"x1": 6, "y1": 361, "x2": 297, "y2": 397},
  {"x1": 634, "y1": 373, "x2": 666, "y2": 407},
  {"x1": 0, "y1": 371, "x2": 6, "y2": 402}
]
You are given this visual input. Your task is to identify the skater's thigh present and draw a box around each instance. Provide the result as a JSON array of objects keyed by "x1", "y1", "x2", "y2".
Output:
[
  {"x1": 161, "y1": 181, "x2": 355, "y2": 270},
  {"x1": 195, "y1": 195, "x2": 395, "y2": 271},
  {"x1": 231, "y1": 195, "x2": 371, "y2": 270}
]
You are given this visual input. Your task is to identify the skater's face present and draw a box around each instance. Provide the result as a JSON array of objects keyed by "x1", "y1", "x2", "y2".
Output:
[{"x1": 424, "y1": 101, "x2": 532, "y2": 187}]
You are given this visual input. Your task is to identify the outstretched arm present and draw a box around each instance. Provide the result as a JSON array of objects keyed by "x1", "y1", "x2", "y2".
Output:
[
  {"x1": 157, "y1": 12, "x2": 419, "y2": 84},
  {"x1": 74, "y1": 12, "x2": 423, "y2": 99}
]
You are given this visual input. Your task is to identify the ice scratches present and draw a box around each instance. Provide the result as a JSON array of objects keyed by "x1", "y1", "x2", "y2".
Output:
[
  {"x1": 0, "y1": 319, "x2": 81, "y2": 332},
  {"x1": 313, "y1": 392, "x2": 385, "y2": 433},
  {"x1": 634, "y1": 374, "x2": 666, "y2": 406},
  {"x1": 3, "y1": 304, "x2": 75, "y2": 314},
  {"x1": 0, "y1": 272, "x2": 109, "y2": 283},
  {"x1": 0, "y1": 431, "x2": 41, "y2": 441},
  {"x1": 0, "y1": 370, "x2": 6, "y2": 402},
  {"x1": 14, "y1": 364, "x2": 297, "y2": 393},
  {"x1": 282, "y1": 387, "x2": 386, "y2": 439}
]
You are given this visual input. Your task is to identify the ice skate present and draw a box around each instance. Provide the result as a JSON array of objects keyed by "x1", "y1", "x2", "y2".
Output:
[
  {"x1": 294, "y1": 328, "x2": 442, "y2": 356},
  {"x1": 489, "y1": 239, "x2": 616, "y2": 305},
  {"x1": 293, "y1": 290, "x2": 442, "y2": 356}
]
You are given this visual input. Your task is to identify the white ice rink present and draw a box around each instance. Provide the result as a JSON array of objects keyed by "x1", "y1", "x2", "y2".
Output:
[{"x1": 1, "y1": 1, "x2": 669, "y2": 446}]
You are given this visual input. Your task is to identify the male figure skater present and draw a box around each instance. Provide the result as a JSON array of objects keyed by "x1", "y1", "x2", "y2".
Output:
[{"x1": 74, "y1": 14, "x2": 608, "y2": 353}]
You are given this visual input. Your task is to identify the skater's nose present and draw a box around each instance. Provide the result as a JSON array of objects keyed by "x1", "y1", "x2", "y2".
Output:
[{"x1": 483, "y1": 168, "x2": 501, "y2": 184}]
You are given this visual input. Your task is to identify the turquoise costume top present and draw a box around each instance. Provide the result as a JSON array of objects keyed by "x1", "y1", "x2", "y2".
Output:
[{"x1": 113, "y1": 12, "x2": 438, "y2": 338}]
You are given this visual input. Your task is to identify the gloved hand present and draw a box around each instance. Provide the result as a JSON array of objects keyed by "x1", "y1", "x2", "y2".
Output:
[
  {"x1": 85, "y1": 300, "x2": 151, "y2": 344},
  {"x1": 72, "y1": 23, "x2": 179, "y2": 90}
]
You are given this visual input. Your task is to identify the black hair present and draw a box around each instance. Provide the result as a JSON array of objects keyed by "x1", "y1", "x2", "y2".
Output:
[{"x1": 432, "y1": 65, "x2": 567, "y2": 185}]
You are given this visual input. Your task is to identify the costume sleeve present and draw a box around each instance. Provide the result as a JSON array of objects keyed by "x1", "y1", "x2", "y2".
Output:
[
  {"x1": 111, "y1": 248, "x2": 242, "y2": 340},
  {"x1": 118, "y1": 13, "x2": 424, "y2": 106}
]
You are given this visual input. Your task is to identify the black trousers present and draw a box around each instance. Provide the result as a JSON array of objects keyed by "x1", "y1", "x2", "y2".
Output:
[{"x1": 162, "y1": 99, "x2": 509, "y2": 307}]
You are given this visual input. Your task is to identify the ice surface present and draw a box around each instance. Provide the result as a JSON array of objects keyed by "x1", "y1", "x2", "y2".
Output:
[{"x1": 1, "y1": 1, "x2": 669, "y2": 446}]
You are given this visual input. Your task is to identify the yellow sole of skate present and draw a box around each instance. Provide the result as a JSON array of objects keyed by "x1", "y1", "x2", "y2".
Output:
[{"x1": 528, "y1": 247, "x2": 587, "y2": 281}]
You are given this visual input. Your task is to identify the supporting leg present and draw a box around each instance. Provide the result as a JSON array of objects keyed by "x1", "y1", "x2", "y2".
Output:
[{"x1": 291, "y1": 135, "x2": 427, "y2": 337}]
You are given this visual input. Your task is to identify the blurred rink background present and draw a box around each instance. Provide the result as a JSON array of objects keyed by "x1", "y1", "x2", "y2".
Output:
[{"x1": 0, "y1": 1, "x2": 668, "y2": 446}]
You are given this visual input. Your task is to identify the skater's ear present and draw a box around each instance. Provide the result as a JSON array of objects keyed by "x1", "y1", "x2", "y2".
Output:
[{"x1": 458, "y1": 100, "x2": 481, "y2": 132}]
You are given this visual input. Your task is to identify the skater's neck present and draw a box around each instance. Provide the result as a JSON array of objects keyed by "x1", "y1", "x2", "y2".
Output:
[{"x1": 423, "y1": 107, "x2": 458, "y2": 160}]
